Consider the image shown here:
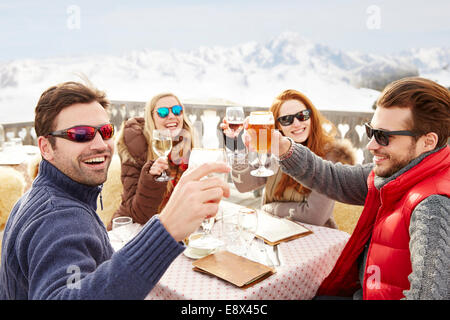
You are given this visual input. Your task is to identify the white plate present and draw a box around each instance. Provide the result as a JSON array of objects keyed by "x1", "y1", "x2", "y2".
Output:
[{"x1": 183, "y1": 246, "x2": 213, "y2": 260}]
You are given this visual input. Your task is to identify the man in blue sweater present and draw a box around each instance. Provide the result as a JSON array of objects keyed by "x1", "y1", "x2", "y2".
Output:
[{"x1": 0, "y1": 82, "x2": 230, "y2": 299}]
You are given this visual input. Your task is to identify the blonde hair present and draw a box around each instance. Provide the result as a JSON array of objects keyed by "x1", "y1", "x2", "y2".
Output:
[{"x1": 143, "y1": 92, "x2": 195, "y2": 161}]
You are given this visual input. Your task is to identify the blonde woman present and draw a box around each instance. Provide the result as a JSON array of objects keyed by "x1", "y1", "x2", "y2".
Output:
[
  {"x1": 108, "y1": 93, "x2": 195, "y2": 230},
  {"x1": 222, "y1": 89, "x2": 356, "y2": 228}
]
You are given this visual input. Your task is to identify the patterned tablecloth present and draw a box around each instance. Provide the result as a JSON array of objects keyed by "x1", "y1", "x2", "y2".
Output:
[{"x1": 144, "y1": 201, "x2": 350, "y2": 300}]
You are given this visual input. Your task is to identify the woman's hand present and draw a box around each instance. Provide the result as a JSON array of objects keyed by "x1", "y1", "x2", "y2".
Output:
[
  {"x1": 219, "y1": 118, "x2": 242, "y2": 139},
  {"x1": 149, "y1": 156, "x2": 169, "y2": 176}
]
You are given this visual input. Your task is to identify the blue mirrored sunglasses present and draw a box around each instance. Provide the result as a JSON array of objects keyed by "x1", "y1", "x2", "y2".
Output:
[{"x1": 156, "y1": 105, "x2": 183, "y2": 118}]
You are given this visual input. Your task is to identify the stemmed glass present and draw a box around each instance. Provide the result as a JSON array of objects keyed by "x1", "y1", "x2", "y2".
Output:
[
  {"x1": 247, "y1": 111, "x2": 275, "y2": 177},
  {"x1": 188, "y1": 148, "x2": 228, "y2": 237},
  {"x1": 224, "y1": 106, "x2": 245, "y2": 162},
  {"x1": 238, "y1": 208, "x2": 258, "y2": 257},
  {"x1": 152, "y1": 129, "x2": 174, "y2": 182},
  {"x1": 225, "y1": 107, "x2": 245, "y2": 136}
]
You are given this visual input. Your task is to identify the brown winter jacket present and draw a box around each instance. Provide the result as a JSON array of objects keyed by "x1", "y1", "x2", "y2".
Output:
[{"x1": 107, "y1": 117, "x2": 188, "y2": 230}]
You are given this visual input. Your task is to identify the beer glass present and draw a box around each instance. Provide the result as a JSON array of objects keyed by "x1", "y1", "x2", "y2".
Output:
[
  {"x1": 152, "y1": 129, "x2": 174, "y2": 181},
  {"x1": 247, "y1": 111, "x2": 275, "y2": 177}
]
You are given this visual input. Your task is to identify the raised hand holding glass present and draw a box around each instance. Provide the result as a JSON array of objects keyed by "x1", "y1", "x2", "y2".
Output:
[
  {"x1": 152, "y1": 129, "x2": 174, "y2": 181},
  {"x1": 247, "y1": 112, "x2": 275, "y2": 177}
]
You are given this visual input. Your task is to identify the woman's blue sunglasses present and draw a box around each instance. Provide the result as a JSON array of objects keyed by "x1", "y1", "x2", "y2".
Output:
[{"x1": 156, "y1": 105, "x2": 183, "y2": 118}]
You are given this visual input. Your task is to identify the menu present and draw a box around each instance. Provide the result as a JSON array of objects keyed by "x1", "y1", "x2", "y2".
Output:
[
  {"x1": 256, "y1": 210, "x2": 312, "y2": 245},
  {"x1": 192, "y1": 251, "x2": 275, "y2": 288}
]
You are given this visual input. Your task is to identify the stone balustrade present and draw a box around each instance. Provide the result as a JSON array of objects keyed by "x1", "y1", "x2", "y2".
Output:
[{"x1": 0, "y1": 100, "x2": 375, "y2": 164}]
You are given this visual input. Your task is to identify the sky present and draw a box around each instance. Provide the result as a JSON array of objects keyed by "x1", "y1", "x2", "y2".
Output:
[{"x1": 0, "y1": 0, "x2": 449, "y2": 62}]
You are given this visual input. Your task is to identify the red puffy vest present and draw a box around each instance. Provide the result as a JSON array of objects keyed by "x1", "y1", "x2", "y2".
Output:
[{"x1": 317, "y1": 146, "x2": 450, "y2": 299}]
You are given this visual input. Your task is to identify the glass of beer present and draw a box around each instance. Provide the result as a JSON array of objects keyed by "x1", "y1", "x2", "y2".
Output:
[
  {"x1": 152, "y1": 129, "x2": 174, "y2": 181},
  {"x1": 247, "y1": 111, "x2": 275, "y2": 177}
]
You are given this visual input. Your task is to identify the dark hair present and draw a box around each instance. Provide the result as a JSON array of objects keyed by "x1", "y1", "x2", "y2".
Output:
[
  {"x1": 34, "y1": 81, "x2": 110, "y2": 146},
  {"x1": 377, "y1": 77, "x2": 450, "y2": 148}
]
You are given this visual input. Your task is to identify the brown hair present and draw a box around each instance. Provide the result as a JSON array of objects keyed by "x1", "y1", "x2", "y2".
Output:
[
  {"x1": 270, "y1": 89, "x2": 337, "y2": 197},
  {"x1": 377, "y1": 77, "x2": 450, "y2": 148},
  {"x1": 34, "y1": 81, "x2": 110, "y2": 146}
]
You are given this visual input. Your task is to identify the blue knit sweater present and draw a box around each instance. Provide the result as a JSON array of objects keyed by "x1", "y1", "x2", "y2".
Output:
[{"x1": 0, "y1": 160, "x2": 185, "y2": 299}]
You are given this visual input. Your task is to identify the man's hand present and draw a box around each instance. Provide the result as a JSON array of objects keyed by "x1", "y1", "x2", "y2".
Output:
[
  {"x1": 241, "y1": 117, "x2": 292, "y2": 157},
  {"x1": 158, "y1": 162, "x2": 231, "y2": 242}
]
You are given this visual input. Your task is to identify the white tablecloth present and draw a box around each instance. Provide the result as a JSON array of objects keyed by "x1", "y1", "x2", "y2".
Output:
[{"x1": 143, "y1": 201, "x2": 350, "y2": 300}]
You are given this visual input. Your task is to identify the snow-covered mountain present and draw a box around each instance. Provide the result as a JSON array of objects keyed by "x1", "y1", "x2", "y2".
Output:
[{"x1": 0, "y1": 32, "x2": 449, "y2": 123}]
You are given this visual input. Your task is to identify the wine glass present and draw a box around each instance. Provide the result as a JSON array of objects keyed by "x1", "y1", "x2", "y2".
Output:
[
  {"x1": 152, "y1": 129, "x2": 174, "y2": 182},
  {"x1": 224, "y1": 106, "x2": 245, "y2": 162},
  {"x1": 225, "y1": 107, "x2": 245, "y2": 137},
  {"x1": 247, "y1": 111, "x2": 275, "y2": 177},
  {"x1": 188, "y1": 148, "x2": 228, "y2": 237},
  {"x1": 238, "y1": 208, "x2": 258, "y2": 257}
]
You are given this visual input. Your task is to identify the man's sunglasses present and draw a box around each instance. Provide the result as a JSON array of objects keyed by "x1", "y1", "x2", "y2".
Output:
[
  {"x1": 364, "y1": 122, "x2": 417, "y2": 146},
  {"x1": 156, "y1": 105, "x2": 183, "y2": 118},
  {"x1": 47, "y1": 123, "x2": 115, "y2": 142},
  {"x1": 277, "y1": 109, "x2": 311, "y2": 126}
]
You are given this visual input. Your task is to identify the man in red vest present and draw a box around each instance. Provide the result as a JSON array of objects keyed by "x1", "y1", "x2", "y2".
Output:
[{"x1": 248, "y1": 77, "x2": 449, "y2": 299}]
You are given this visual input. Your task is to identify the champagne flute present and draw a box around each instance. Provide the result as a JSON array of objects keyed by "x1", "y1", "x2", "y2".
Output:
[
  {"x1": 152, "y1": 129, "x2": 174, "y2": 182},
  {"x1": 238, "y1": 208, "x2": 258, "y2": 257},
  {"x1": 188, "y1": 148, "x2": 228, "y2": 236},
  {"x1": 247, "y1": 111, "x2": 275, "y2": 177}
]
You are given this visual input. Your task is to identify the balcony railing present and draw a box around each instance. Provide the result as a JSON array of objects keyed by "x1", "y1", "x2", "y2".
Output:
[{"x1": 0, "y1": 101, "x2": 375, "y2": 164}]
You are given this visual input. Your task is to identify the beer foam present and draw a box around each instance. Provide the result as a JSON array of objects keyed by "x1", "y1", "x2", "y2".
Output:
[{"x1": 249, "y1": 112, "x2": 274, "y2": 124}]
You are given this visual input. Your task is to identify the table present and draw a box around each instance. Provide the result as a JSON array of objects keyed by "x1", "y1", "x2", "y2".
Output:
[
  {"x1": 143, "y1": 201, "x2": 350, "y2": 300},
  {"x1": 0, "y1": 145, "x2": 40, "y2": 191}
]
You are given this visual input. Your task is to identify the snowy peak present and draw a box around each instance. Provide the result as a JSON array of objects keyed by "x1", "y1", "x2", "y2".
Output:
[{"x1": 0, "y1": 32, "x2": 449, "y2": 123}]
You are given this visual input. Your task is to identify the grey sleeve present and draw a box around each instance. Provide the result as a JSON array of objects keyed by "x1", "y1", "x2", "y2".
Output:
[
  {"x1": 261, "y1": 189, "x2": 335, "y2": 227},
  {"x1": 231, "y1": 154, "x2": 278, "y2": 193},
  {"x1": 279, "y1": 142, "x2": 372, "y2": 206},
  {"x1": 403, "y1": 195, "x2": 450, "y2": 300},
  {"x1": 230, "y1": 162, "x2": 266, "y2": 193}
]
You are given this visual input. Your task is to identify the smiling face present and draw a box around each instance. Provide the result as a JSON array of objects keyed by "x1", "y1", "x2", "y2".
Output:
[
  {"x1": 39, "y1": 101, "x2": 114, "y2": 186},
  {"x1": 152, "y1": 95, "x2": 184, "y2": 138},
  {"x1": 278, "y1": 99, "x2": 311, "y2": 143},
  {"x1": 367, "y1": 106, "x2": 423, "y2": 178}
]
